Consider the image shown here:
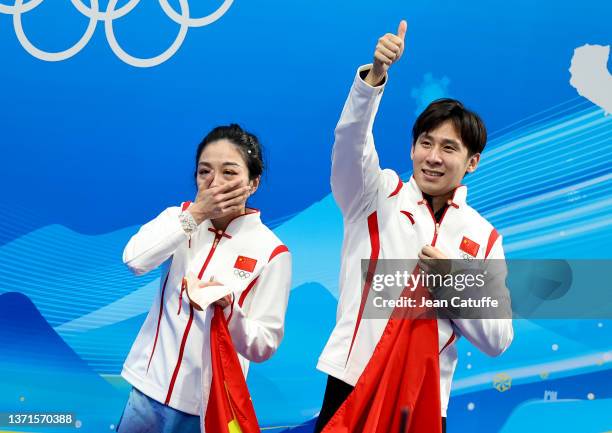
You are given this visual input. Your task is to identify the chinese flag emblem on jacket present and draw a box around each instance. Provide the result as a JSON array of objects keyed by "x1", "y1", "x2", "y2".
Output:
[
  {"x1": 460, "y1": 236, "x2": 480, "y2": 257},
  {"x1": 234, "y1": 256, "x2": 257, "y2": 272},
  {"x1": 204, "y1": 306, "x2": 260, "y2": 433},
  {"x1": 322, "y1": 277, "x2": 442, "y2": 433}
]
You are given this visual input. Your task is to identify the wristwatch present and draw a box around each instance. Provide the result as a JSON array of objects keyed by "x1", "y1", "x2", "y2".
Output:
[{"x1": 178, "y1": 211, "x2": 198, "y2": 235}]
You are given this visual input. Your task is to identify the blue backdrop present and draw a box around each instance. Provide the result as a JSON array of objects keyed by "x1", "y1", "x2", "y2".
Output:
[{"x1": 1, "y1": 0, "x2": 611, "y2": 432}]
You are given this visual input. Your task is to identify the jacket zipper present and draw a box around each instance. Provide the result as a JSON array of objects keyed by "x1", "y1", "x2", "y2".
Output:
[
  {"x1": 423, "y1": 201, "x2": 446, "y2": 246},
  {"x1": 422, "y1": 196, "x2": 459, "y2": 246},
  {"x1": 167, "y1": 210, "x2": 258, "y2": 405},
  {"x1": 199, "y1": 229, "x2": 224, "y2": 278},
  {"x1": 420, "y1": 192, "x2": 461, "y2": 358},
  {"x1": 178, "y1": 229, "x2": 224, "y2": 315},
  {"x1": 167, "y1": 227, "x2": 225, "y2": 404}
]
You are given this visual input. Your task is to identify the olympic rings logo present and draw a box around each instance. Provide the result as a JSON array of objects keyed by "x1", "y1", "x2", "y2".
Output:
[
  {"x1": 234, "y1": 269, "x2": 250, "y2": 279},
  {"x1": 0, "y1": 0, "x2": 234, "y2": 67}
]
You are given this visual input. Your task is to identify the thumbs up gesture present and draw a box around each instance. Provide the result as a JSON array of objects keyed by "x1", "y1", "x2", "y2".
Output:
[{"x1": 365, "y1": 20, "x2": 407, "y2": 86}]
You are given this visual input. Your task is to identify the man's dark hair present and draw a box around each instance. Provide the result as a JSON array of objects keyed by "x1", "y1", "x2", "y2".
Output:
[
  {"x1": 412, "y1": 98, "x2": 487, "y2": 156},
  {"x1": 195, "y1": 123, "x2": 264, "y2": 181}
]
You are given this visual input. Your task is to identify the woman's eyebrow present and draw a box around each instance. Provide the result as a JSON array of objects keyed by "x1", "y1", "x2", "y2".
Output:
[
  {"x1": 198, "y1": 161, "x2": 242, "y2": 167},
  {"x1": 198, "y1": 161, "x2": 240, "y2": 166}
]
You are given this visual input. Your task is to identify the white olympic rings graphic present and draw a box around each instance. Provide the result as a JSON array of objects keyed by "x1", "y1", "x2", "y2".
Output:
[
  {"x1": 0, "y1": 0, "x2": 234, "y2": 67},
  {"x1": 234, "y1": 269, "x2": 250, "y2": 279}
]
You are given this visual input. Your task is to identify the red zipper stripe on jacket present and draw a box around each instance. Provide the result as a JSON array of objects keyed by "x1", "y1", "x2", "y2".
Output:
[
  {"x1": 165, "y1": 229, "x2": 224, "y2": 404},
  {"x1": 485, "y1": 228, "x2": 500, "y2": 259},
  {"x1": 198, "y1": 231, "x2": 223, "y2": 279},
  {"x1": 347, "y1": 211, "x2": 380, "y2": 363},
  {"x1": 431, "y1": 204, "x2": 451, "y2": 246},
  {"x1": 165, "y1": 305, "x2": 194, "y2": 405},
  {"x1": 420, "y1": 189, "x2": 462, "y2": 356},
  {"x1": 420, "y1": 187, "x2": 460, "y2": 246},
  {"x1": 146, "y1": 272, "x2": 170, "y2": 374}
]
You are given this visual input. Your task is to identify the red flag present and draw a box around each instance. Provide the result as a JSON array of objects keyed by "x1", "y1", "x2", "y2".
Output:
[
  {"x1": 234, "y1": 256, "x2": 258, "y2": 273},
  {"x1": 322, "y1": 273, "x2": 442, "y2": 433},
  {"x1": 205, "y1": 306, "x2": 260, "y2": 433},
  {"x1": 460, "y1": 236, "x2": 480, "y2": 257}
]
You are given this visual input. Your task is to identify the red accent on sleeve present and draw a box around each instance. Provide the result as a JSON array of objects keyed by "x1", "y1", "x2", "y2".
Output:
[
  {"x1": 400, "y1": 210, "x2": 415, "y2": 225},
  {"x1": 387, "y1": 175, "x2": 403, "y2": 198},
  {"x1": 485, "y1": 228, "x2": 500, "y2": 259},
  {"x1": 238, "y1": 276, "x2": 259, "y2": 308},
  {"x1": 268, "y1": 245, "x2": 289, "y2": 262}
]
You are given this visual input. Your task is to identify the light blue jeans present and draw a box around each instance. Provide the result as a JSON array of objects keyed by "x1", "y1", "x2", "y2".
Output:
[{"x1": 116, "y1": 387, "x2": 200, "y2": 433}]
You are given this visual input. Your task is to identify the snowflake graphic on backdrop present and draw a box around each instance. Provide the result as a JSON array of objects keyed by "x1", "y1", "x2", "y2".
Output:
[{"x1": 410, "y1": 73, "x2": 451, "y2": 115}]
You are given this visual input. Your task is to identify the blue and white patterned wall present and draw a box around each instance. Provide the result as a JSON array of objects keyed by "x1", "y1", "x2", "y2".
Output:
[{"x1": 1, "y1": 1, "x2": 611, "y2": 432}]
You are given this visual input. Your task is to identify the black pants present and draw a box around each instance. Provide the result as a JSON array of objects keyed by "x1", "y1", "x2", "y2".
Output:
[{"x1": 314, "y1": 375, "x2": 446, "y2": 433}]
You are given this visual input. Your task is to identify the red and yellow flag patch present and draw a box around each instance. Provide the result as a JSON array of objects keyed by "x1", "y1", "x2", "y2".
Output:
[
  {"x1": 234, "y1": 256, "x2": 257, "y2": 273},
  {"x1": 460, "y1": 236, "x2": 480, "y2": 257}
]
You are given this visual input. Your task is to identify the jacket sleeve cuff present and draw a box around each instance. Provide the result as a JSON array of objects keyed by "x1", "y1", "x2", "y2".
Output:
[{"x1": 354, "y1": 64, "x2": 387, "y2": 94}]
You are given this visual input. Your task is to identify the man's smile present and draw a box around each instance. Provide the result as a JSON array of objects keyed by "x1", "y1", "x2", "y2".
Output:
[{"x1": 422, "y1": 168, "x2": 444, "y2": 178}]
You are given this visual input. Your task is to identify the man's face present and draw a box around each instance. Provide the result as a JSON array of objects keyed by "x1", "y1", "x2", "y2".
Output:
[{"x1": 411, "y1": 120, "x2": 480, "y2": 197}]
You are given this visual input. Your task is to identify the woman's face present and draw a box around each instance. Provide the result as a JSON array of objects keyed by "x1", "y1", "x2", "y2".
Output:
[{"x1": 196, "y1": 139, "x2": 259, "y2": 199}]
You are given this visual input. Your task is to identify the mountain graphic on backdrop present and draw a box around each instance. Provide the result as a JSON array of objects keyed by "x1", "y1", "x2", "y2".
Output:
[{"x1": 0, "y1": 291, "x2": 125, "y2": 432}]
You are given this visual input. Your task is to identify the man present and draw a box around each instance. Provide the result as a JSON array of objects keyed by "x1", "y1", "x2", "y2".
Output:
[{"x1": 315, "y1": 20, "x2": 514, "y2": 433}]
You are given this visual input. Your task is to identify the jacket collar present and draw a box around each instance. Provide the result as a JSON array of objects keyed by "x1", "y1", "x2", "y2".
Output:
[
  {"x1": 204, "y1": 208, "x2": 261, "y2": 238},
  {"x1": 407, "y1": 175, "x2": 467, "y2": 209}
]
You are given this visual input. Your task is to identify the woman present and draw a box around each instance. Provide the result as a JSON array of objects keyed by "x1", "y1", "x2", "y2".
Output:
[{"x1": 117, "y1": 124, "x2": 292, "y2": 433}]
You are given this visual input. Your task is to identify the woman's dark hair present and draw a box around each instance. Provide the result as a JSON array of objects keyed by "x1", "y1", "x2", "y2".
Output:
[
  {"x1": 194, "y1": 124, "x2": 264, "y2": 181},
  {"x1": 412, "y1": 98, "x2": 487, "y2": 156}
]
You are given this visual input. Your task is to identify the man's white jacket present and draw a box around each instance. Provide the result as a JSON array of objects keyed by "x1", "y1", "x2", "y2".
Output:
[
  {"x1": 317, "y1": 65, "x2": 514, "y2": 417},
  {"x1": 121, "y1": 207, "x2": 291, "y2": 420}
]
